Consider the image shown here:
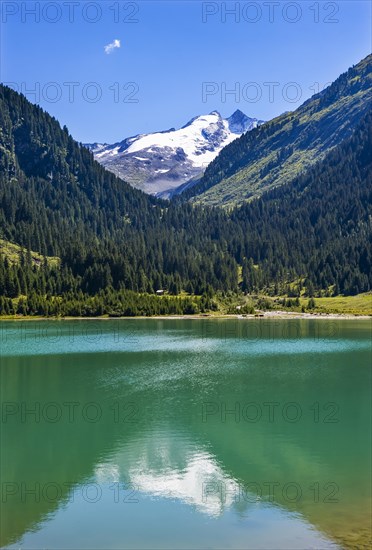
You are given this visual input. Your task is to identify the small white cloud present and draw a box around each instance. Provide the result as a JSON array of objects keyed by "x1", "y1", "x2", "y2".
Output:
[{"x1": 104, "y1": 39, "x2": 121, "y2": 55}]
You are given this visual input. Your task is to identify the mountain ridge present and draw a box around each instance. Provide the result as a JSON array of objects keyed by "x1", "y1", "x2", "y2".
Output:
[
  {"x1": 86, "y1": 110, "x2": 264, "y2": 198},
  {"x1": 181, "y1": 54, "x2": 372, "y2": 206},
  {"x1": 0, "y1": 55, "x2": 371, "y2": 317}
]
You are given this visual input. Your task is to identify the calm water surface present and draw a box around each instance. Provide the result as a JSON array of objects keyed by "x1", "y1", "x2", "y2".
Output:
[{"x1": 0, "y1": 319, "x2": 371, "y2": 549}]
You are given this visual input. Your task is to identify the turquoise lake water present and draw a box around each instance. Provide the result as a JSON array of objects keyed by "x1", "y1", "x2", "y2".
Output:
[{"x1": 0, "y1": 319, "x2": 371, "y2": 549}]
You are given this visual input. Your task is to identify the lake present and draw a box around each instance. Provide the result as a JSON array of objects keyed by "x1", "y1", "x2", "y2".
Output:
[{"x1": 0, "y1": 318, "x2": 371, "y2": 549}]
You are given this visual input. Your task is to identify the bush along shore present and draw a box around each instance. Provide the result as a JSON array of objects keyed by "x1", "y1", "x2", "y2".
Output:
[{"x1": 0, "y1": 290, "x2": 371, "y2": 319}]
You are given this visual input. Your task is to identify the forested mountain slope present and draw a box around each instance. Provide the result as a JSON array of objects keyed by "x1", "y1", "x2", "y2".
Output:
[
  {"x1": 0, "y1": 84, "x2": 239, "y2": 299},
  {"x1": 228, "y1": 109, "x2": 372, "y2": 296},
  {"x1": 0, "y1": 76, "x2": 370, "y2": 316},
  {"x1": 182, "y1": 54, "x2": 372, "y2": 206}
]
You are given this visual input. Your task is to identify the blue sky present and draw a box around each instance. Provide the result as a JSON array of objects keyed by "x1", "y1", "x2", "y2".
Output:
[{"x1": 1, "y1": 1, "x2": 371, "y2": 143}]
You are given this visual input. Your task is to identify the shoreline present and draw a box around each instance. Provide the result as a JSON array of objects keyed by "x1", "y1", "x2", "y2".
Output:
[{"x1": 0, "y1": 311, "x2": 371, "y2": 321}]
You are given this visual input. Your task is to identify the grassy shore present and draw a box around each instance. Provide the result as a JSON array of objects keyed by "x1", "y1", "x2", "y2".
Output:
[
  {"x1": 0, "y1": 293, "x2": 370, "y2": 320},
  {"x1": 220, "y1": 292, "x2": 372, "y2": 316},
  {"x1": 299, "y1": 293, "x2": 372, "y2": 315}
]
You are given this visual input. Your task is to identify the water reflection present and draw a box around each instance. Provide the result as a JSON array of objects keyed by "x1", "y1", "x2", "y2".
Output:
[{"x1": 1, "y1": 320, "x2": 370, "y2": 549}]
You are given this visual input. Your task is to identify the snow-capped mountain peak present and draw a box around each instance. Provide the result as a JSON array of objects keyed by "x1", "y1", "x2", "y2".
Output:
[
  {"x1": 86, "y1": 110, "x2": 264, "y2": 198},
  {"x1": 227, "y1": 109, "x2": 261, "y2": 134}
]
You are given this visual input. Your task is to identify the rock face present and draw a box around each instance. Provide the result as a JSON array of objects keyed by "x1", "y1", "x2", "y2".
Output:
[{"x1": 85, "y1": 110, "x2": 264, "y2": 198}]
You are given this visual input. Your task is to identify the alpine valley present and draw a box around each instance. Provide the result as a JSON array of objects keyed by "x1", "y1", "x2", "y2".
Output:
[
  {"x1": 86, "y1": 110, "x2": 264, "y2": 198},
  {"x1": 0, "y1": 54, "x2": 371, "y2": 317},
  {"x1": 3, "y1": 4, "x2": 372, "y2": 549}
]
